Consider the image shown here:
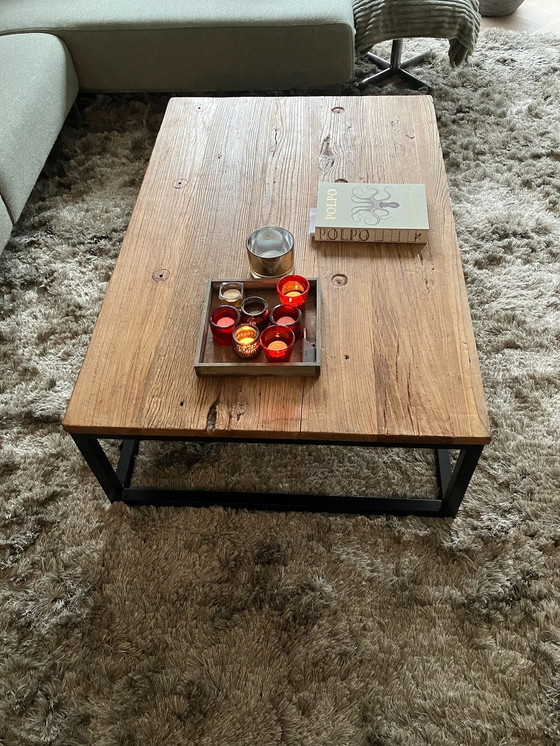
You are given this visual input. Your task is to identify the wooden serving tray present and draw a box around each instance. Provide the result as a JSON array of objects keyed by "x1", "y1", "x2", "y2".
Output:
[{"x1": 194, "y1": 279, "x2": 321, "y2": 376}]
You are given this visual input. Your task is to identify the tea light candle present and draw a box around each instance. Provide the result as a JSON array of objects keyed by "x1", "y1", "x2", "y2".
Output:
[
  {"x1": 268, "y1": 340, "x2": 288, "y2": 351},
  {"x1": 232, "y1": 324, "x2": 261, "y2": 359},
  {"x1": 246, "y1": 226, "x2": 295, "y2": 279},
  {"x1": 240, "y1": 296, "x2": 269, "y2": 330},
  {"x1": 277, "y1": 275, "x2": 310, "y2": 309},
  {"x1": 218, "y1": 281, "x2": 244, "y2": 308},
  {"x1": 215, "y1": 317, "x2": 235, "y2": 328},
  {"x1": 260, "y1": 325, "x2": 295, "y2": 362},
  {"x1": 270, "y1": 304, "x2": 303, "y2": 339},
  {"x1": 209, "y1": 305, "x2": 241, "y2": 345},
  {"x1": 254, "y1": 227, "x2": 284, "y2": 255}
]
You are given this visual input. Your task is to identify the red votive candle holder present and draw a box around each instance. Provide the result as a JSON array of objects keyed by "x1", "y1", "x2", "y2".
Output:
[
  {"x1": 270, "y1": 304, "x2": 303, "y2": 339},
  {"x1": 260, "y1": 325, "x2": 295, "y2": 362},
  {"x1": 209, "y1": 305, "x2": 241, "y2": 345},
  {"x1": 277, "y1": 274, "x2": 309, "y2": 309},
  {"x1": 240, "y1": 296, "x2": 269, "y2": 330}
]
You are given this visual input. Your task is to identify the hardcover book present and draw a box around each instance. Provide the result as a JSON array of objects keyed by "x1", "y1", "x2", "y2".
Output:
[{"x1": 313, "y1": 182, "x2": 429, "y2": 244}]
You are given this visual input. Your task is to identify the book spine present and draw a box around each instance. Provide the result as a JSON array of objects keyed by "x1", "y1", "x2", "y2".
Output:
[{"x1": 314, "y1": 227, "x2": 429, "y2": 244}]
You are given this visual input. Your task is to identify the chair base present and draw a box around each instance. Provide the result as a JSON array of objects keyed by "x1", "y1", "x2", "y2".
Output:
[{"x1": 356, "y1": 39, "x2": 432, "y2": 93}]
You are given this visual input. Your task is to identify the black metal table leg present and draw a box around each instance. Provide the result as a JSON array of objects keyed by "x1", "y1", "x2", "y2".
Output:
[
  {"x1": 116, "y1": 439, "x2": 140, "y2": 487},
  {"x1": 72, "y1": 434, "x2": 124, "y2": 502},
  {"x1": 436, "y1": 448, "x2": 453, "y2": 495},
  {"x1": 70, "y1": 434, "x2": 483, "y2": 517},
  {"x1": 120, "y1": 488, "x2": 444, "y2": 515},
  {"x1": 438, "y1": 446, "x2": 484, "y2": 517}
]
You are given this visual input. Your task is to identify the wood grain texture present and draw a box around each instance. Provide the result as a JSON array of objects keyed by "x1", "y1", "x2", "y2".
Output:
[{"x1": 63, "y1": 96, "x2": 490, "y2": 444}]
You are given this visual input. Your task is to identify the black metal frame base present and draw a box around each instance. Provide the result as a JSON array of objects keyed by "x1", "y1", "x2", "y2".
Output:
[
  {"x1": 356, "y1": 39, "x2": 433, "y2": 93},
  {"x1": 71, "y1": 434, "x2": 483, "y2": 518}
]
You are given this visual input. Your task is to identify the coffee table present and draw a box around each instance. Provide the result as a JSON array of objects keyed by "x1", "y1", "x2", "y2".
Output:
[{"x1": 62, "y1": 96, "x2": 490, "y2": 517}]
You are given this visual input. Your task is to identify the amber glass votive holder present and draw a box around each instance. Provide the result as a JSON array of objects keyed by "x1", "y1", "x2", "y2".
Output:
[
  {"x1": 240, "y1": 296, "x2": 269, "y2": 330},
  {"x1": 232, "y1": 324, "x2": 261, "y2": 359},
  {"x1": 209, "y1": 305, "x2": 241, "y2": 345},
  {"x1": 260, "y1": 325, "x2": 295, "y2": 362},
  {"x1": 277, "y1": 274, "x2": 309, "y2": 309},
  {"x1": 270, "y1": 304, "x2": 303, "y2": 339}
]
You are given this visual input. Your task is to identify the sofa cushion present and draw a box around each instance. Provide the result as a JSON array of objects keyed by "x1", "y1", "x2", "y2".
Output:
[
  {"x1": 0, "y1": 0, "x2": 355, "y2": 91},
  {"x1": 0, "y1": 196, "x2": 12, "y2": 255},
  {"x1": 0, "y1": 33, "x2": 78, "y2": 224}
]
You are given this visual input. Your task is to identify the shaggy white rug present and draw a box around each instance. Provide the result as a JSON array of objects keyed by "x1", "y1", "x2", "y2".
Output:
[{"x1": 1, "y1": 29, "x2": 559, "y2": 746}]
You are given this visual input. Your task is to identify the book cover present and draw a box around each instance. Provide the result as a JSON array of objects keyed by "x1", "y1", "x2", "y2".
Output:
[{"x1": 313, "y1": 182, "x2": 429, "y2": 244}]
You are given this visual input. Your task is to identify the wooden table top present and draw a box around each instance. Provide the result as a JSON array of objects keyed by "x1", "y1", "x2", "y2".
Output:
[{"x1": 63, "y1": 96, "x2": 490, "y2": 445}]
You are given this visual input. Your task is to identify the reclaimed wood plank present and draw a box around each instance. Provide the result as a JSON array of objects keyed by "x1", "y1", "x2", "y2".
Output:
[{"x1": 63, "y1": 96, "x2": 490, "y2": 445}]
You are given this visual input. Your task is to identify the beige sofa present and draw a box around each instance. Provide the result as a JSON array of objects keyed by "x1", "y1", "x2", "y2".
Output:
[{"x1": 0, "y1": 0, "x2": 355, "y2": 253}]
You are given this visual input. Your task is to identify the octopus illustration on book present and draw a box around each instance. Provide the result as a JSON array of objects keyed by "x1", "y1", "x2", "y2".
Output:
[{"x1": 351, "y1": 186, "x2": 400, "y2": 225}]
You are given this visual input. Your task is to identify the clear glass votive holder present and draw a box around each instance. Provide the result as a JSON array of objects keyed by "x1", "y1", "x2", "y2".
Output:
[
  {"x1": 277, "y1": 274, "x2": 310, "y2": 309},
  {"x1": 209, "y1": 305, "x2": 241, "y2": 345},
  {"x1": 246, "y1": 226, "x2": 295, "y2": 279},
  {"x1": 260, "y1": 325, "x2": 295, "y2": 362},
  {"x1": 218, "y1": 281, "x2": 244, "y2": 308},
  {"x1": 270, "y1": 304, "x2": 303, "y2": 339},
  {"x1": 240, "y1": 296, "x2": 269, "y2": 330},
  {"x1": 232, "y1": 324, "x2": 261, "y2": 359}
]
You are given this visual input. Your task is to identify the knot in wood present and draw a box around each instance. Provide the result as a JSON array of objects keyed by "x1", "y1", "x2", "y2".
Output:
[
  {"x1": 152, "y1": 269, "x2": 170, "y2": 282},
  {"x1": 331, "y1": 274, "x2": 348, "y2": 286}
]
